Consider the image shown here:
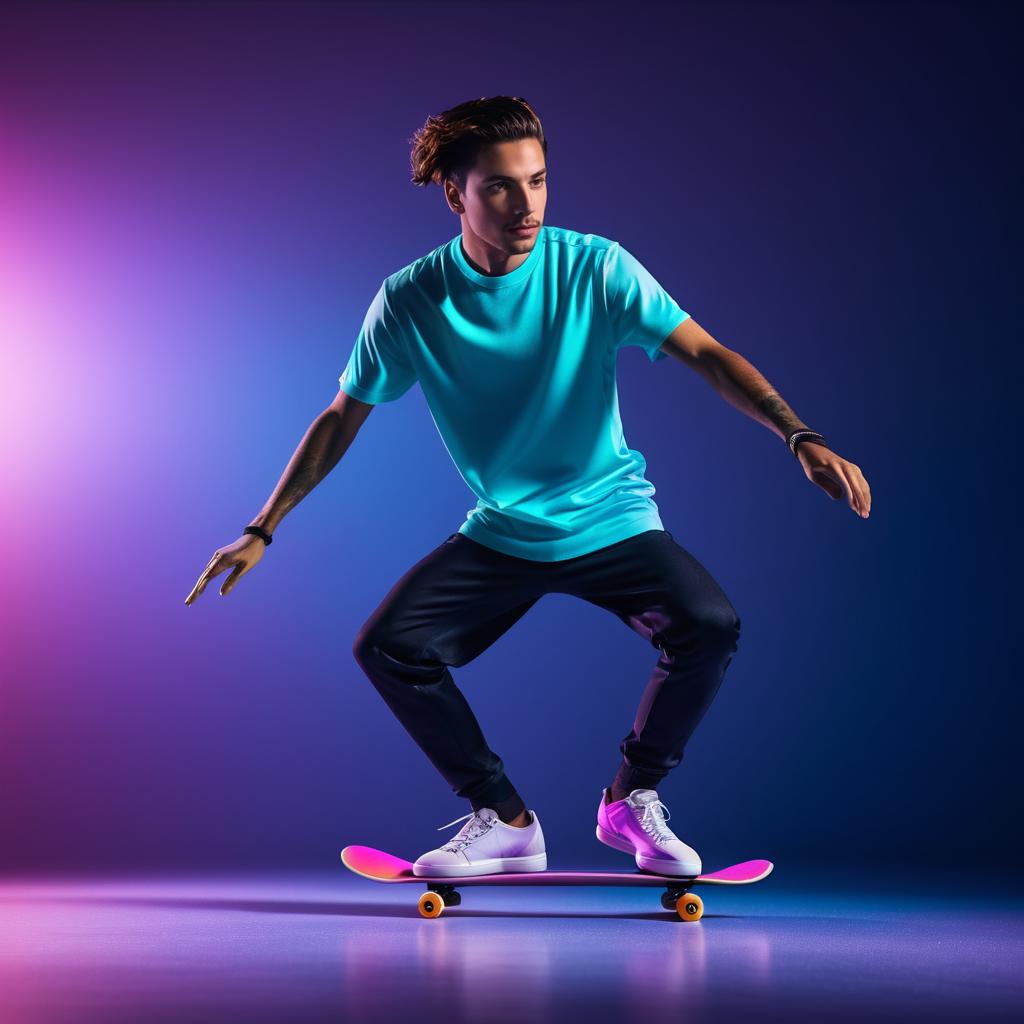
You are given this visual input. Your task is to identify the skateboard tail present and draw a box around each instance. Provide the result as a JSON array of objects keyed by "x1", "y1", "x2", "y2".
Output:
[
  {"x1": 698, "y1": 859, "x2": 774, "y2": 884},
  {"x1": 341, "y1": 845, "x2": 414, "y2": 880}
]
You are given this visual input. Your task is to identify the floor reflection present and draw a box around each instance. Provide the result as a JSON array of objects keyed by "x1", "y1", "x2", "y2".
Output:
[{"x1": 0, "y1": 872, "x2": 1020, "y2": 1023}]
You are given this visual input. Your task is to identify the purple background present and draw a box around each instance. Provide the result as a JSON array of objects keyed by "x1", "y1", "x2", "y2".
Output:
[{"x1": 0, "y1": 0, "x2": 1015, "y2": 875}]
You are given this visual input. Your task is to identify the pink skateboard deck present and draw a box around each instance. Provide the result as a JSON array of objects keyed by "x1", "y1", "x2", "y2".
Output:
[{"x1": 341, "y1": 845, "x2": 773, "y2": 920}]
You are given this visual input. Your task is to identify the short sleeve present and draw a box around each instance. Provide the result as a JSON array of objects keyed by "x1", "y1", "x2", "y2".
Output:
[
  {"x1": 338, "y1": 279, "x2": 418, "y2": 403},
  {"x1": 601, "y1": 242, "x2": 690, "y2": 362}
]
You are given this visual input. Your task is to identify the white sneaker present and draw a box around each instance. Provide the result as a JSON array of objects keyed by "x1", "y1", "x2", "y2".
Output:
[{"x1": 412, "y1": 807, "x2": 547, "y2": 877}]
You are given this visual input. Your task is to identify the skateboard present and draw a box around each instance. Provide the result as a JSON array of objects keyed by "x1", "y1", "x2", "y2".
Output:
[{"x1": 340, "y1": 845, "x2": 773, "y2": 921}]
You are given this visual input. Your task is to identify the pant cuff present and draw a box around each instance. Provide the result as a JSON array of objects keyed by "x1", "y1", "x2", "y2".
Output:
[
  {"x1": 468, "y1": 773, "x2": 526, "y2": 821},
  {"x1": 613, "y1": 761, "x2": 665, "y2": 795}
]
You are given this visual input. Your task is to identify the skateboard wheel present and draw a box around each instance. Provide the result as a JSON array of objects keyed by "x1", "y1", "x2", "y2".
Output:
[
  {"x1": 675, "y1": 892, "x2": 703, "y2": 921},
  {"x1": 418, "y1": 891, "x2": 445, "y2": 918}
]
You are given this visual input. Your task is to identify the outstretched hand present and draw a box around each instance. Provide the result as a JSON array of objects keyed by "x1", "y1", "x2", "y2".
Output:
[
  {"x1": 797, "y1": 442, "x2": 871, "y2": 518},
  {"x1": 185, "y1": 534, "x2": 267, "y2": 605}
]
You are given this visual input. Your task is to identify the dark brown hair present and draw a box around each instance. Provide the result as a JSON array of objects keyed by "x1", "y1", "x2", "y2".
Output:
[{"x1": 409, "y1": 95, "x2": 547, "y2": 193}]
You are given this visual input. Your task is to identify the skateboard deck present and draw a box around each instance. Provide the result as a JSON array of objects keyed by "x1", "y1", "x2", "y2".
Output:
[{"x1": 341, "y1": 844, "x2": 773, "y2": 920}]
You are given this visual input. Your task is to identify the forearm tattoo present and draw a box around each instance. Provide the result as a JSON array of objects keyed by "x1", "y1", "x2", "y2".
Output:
[{"x1": 754, "y1": 389, "x2": 806, "y2": 436}]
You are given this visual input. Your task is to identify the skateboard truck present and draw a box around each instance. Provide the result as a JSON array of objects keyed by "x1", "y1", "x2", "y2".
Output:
[
  {"x1": 416, "y1": 878, "x2": 705, "y2": 921},
  {"x1": 661, "y1": 884, "x2": 702, "y2": 919},
  {"x1": 421, "y1": 883, "x2": 462, "y2": 915}
]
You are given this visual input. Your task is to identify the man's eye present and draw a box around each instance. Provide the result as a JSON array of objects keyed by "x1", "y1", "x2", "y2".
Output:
[{"x1": 491, "y1": 180, "x2": 546, "y2": 191}]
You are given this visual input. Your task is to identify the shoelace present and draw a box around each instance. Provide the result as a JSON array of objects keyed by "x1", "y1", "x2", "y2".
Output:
[
  {"x1": 434, "y1": 810, "x2": 498, "y2": 853},
  {"x1": 635, "y1": 799, "x2": 676, "y2": 845}
]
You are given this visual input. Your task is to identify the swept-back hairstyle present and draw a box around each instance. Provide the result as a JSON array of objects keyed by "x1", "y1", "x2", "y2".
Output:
[{"x1": 409, "y1": 95, "x2": 547, "y2": 193}]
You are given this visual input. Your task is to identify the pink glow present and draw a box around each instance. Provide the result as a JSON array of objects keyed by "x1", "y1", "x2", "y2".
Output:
[
  {"x1": 341, "y1": 846, "x2": 414, "y2": 880},
  {"x1": 699, "y1": 860, "x2": 774, "y2": 883}
]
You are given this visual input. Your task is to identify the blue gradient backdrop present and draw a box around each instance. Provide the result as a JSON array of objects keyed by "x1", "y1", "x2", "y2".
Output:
[{"x1": 0, "y1": 0, "x2": 1016, "y2": 874}]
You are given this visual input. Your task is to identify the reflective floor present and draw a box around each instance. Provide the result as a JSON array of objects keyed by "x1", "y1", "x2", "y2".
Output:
[{"x1": 1, "y1": 865, "x2": 1021, "y2": 1023}]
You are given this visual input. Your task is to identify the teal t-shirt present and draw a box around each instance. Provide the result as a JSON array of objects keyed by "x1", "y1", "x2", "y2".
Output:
[{"x1": 339, "y1": 225, "x2": 690, "y2": 561}]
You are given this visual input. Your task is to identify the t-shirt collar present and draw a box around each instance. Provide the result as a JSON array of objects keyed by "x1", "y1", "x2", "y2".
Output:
[{"x1": 450, "y1": 227, "x2": 545, "y2": 289}]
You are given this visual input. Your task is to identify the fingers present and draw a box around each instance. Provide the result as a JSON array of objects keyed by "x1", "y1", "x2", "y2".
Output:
[
  {"x1": 809, "y1": 464, "x2": 844, "y2": 501},
  {"x1": 850, "y1": 464, "x2": 872, "y2": 517},
  {"x1": 220, "y1": 563, "x2": 246, "y2": 597},
  {"x1": 805, "y1": 448, "x2": 871, "y2": 519},
  {"x1": 184, "y1": 552, "x2": 227, "y2": 605},
  {"x1": 834, "y1": 462, "x2": 859, "y2": 514},
  {"x1": 834, "y1": 461, "x2": 870, "y2": 518}
]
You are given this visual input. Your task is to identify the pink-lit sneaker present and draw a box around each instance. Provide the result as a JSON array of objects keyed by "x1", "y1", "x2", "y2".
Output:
[{"x1": 596, "y1": 787, "x2": 702, "y2": 876}]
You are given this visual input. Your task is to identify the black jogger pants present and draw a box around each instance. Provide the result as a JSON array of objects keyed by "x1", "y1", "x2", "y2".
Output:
[{"x1": 352, "y1": 528, "x2": 741, "y2": 822}]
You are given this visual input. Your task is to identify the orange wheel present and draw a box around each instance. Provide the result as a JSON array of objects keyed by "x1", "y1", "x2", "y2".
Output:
[
  {"x1": 675, "y1": 892, "x2": 703, "y2": 921},
  {"x1": 418, "y1": 891, "x2": 445, "y2": 918}
]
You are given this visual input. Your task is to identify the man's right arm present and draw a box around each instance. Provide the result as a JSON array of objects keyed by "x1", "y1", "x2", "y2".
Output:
[{"x1": 246, "y1": 390, "x2": 375, "y2": 538}]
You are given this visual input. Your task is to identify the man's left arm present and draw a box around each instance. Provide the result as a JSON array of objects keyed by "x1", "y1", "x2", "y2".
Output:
[{"x1": 659, "y1": 317, "x2": 871, "y2": 519}]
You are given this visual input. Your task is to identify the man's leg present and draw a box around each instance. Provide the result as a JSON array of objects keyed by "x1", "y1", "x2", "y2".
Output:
[
  {"x1": 352, "y1": 533, "x2": 544, "y2": 824},
  {"x1": 554, "y1": 529, "x2": 741, "y2": 801}
]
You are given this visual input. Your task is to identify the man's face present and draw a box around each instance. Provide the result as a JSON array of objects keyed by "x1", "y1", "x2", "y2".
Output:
[{"x1": 447, "y1": 138, "x2": 547, "y2": 255}]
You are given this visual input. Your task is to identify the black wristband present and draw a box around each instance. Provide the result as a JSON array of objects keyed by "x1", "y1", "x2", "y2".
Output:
[
  {"x1": 787, "y1": 429, "x2": 828, "y2": 457},
  {"x1": 244, "y1": 525, "x2": 273, "y2": 546},
  {"x1": 786, "y1": 428, "x2": 827, "y2": 456}
]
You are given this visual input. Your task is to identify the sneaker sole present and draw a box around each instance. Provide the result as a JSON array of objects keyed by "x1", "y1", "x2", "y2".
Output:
[
  {"x1": 412, "y1": 851, "x2": 548, "y2": 878},
  {"x1": 596, "y1": 824, "x2": 700, "y2": 877}
]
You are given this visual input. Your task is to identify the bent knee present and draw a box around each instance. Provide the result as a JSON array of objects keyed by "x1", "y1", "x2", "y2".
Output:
[
  {"x1": 352, "y1": 627, "x2": 399, "y2": 667},
  {"x1": 661, "y1": 603, "x2": 740, "y2": 653},
  {"x1": 352, "y1": 628, "x2": 438, "y2": 674},
  {"x1": 705, "y1": 601, "x2": 740, "y2": 639},
  {"x1": 351, "y1": 627, "x2": 374, "y2": 666},
  {"x1": 707, "y1": 604, "x2": 741, "y2": 650}
]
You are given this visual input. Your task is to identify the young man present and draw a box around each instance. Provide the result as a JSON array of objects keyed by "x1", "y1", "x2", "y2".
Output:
[{"x1": 186, "y1": 96, "x2": 871, "y2": 880}]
